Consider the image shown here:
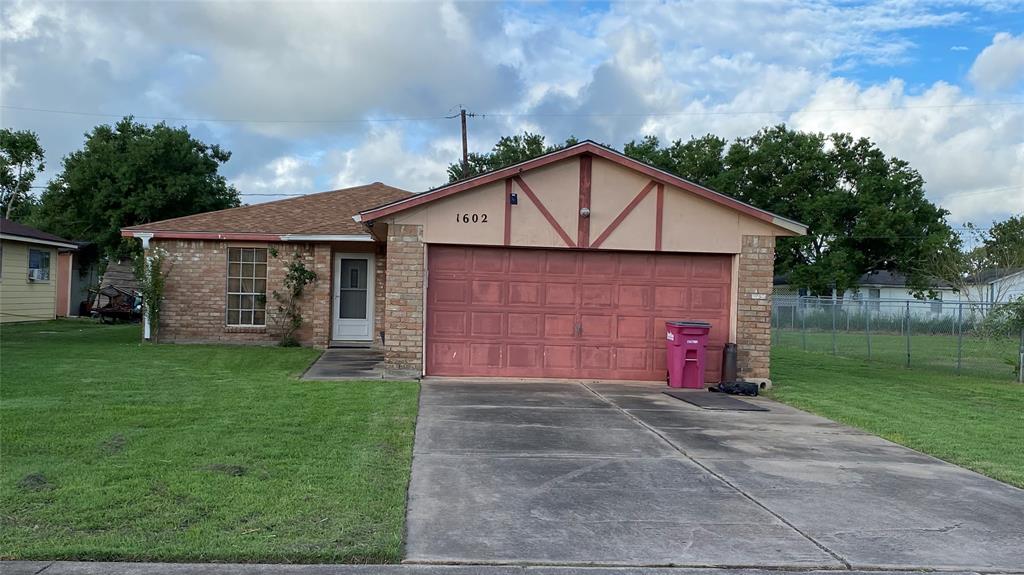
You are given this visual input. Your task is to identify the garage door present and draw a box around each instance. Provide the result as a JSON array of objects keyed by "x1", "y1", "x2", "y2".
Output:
[{"x1": 426, "y1": 245, "x2": 732, "y2": 381}]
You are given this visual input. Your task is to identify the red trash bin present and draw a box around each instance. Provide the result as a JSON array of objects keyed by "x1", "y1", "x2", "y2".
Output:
[{"x1": 665, "y1": 321, "x2": 712, "y2": 389}]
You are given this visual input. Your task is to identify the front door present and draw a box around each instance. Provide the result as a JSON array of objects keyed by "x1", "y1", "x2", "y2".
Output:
[{"x1": 333, "y1": 253, "x2": 374, "y2": 341}]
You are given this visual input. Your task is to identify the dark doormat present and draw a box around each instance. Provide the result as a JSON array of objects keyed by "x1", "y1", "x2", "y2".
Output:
[{"x1": 663, "y1": 390, "x2": 769, "y2": 411}]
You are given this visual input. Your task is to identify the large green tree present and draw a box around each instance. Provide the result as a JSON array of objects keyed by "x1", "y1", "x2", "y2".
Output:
[
  {"x1": 34, "y1": 117, "x2": 240, "y2": 259},
  {"x1": 0, "y1": 128, "x2": 46, "y2": 221},
  {"x1": 626, "y1": 126, "x2": 952, "y2": 294},
  {"x1": 447, "y1": 132, "x2": 579, "y2": 182}
]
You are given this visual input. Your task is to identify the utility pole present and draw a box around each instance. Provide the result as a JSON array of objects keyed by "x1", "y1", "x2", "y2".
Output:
[{"x1": 448, "y1": 106, "x2": 476, "y2": 177}]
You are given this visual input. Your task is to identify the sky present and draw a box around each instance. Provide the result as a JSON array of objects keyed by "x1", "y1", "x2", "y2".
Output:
[{"x1": 1, "y1": 0, "x2": 1022, "y2": 226}]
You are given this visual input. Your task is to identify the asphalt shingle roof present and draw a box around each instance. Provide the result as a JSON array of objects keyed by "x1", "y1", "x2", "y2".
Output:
[
  {"x1": 123, "y1": 182, "x2": 412, "y2": 235},
  {"x1": 0, "y1": 217, "x2": 75, "y2": 245}
]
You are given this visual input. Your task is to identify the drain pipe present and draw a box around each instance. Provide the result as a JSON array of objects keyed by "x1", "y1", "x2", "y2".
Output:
[{"x1": 135, "y1": 233, "x2": 154, "y2": 341}]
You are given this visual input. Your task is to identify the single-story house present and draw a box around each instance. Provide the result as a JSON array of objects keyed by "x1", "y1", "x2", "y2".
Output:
[
  {"x1": 122, "y1": 141, "x2": 806, "y2": 382},
  {"x1": 0, "y1": 217, "x2": 78, "y2": 323}
]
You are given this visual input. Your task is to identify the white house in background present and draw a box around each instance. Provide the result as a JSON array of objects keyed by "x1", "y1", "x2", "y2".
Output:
[
  {"x1": 775, "y1": 268, "x2": 1024, "y2": 320},
  {"x1": 970, "y1": 268, "x2": 1024, "y2": 303}
]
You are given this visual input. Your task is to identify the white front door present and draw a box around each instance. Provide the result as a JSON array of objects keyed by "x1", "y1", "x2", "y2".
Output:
[{"x1": 333, "y1": 253, "x2": 375, "y2": 341}]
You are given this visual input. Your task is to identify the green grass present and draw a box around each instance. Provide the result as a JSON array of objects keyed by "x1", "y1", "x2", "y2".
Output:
[
  {"x1": 775, "y1": 328, "x2": 1020, "y2": 379},
  {"x1": 770, "y1": 346, "x2": 1024, "y2": 488},
  {"x1": 0, "y1": 320, "x2": 419, "y2": 563}
]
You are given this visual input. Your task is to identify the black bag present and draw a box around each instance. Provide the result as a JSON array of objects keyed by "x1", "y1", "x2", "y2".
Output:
[{"x1": 712, "y1": 381, "x2": 759, "y2": 396}]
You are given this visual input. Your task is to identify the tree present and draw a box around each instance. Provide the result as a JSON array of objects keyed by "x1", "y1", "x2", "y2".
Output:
[
  {"x1": 625, "y1": 126, "x2": 952, "y2": 295},
  {"x1": 925, "y1": 217, "x2": 1024, "y2": 304},
  {"x1": 0, "y1": 128, "x2": 46, "y2": 221},
  {"x1": 33, "y1": 117, "x2": 240, "y2": 259},
  {"x1": 447, "y1": 132, "x2": 579, "y2": 182}
]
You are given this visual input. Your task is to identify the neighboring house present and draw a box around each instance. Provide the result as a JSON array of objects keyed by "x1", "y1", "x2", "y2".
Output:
[
  {"x1": 848, "y1": 271, "x2": 958, "y2": 318},
  {"x1": 122, "y1": 141, "x2": 806, "y2": 382},
  {"x1": 970, "y1": 268, "x2": 1024, "y2": 303},
  {"x1": 0, "y1": 218, "x2": 78, "y2": 323}
]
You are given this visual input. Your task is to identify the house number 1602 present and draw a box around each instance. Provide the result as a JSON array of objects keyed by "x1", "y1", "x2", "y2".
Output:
[{"x1": 456, "y1": 213, "x2": 488, "y2": 223}]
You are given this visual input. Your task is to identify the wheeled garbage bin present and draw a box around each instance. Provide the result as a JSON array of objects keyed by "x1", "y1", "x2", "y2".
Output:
[{"x1": 665, "y1": 321, "x2": 712, "y2": 389}]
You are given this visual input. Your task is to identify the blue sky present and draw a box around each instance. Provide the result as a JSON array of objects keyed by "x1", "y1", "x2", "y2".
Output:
[{"x1": 1, "y1": 0, "x2": 1022, "y2": 224}]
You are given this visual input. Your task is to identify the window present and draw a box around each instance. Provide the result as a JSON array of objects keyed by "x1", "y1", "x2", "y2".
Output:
[
  {"x1": 868, "y1": 288, "x2": 880, "y2": 311},
  {"x1": 931, "y1": 293, "x2": 943, "y2": 315},
  {"x1": 226, "y1": 247, "x2": 267, "y2": 326},
  {"x1": 28, "y1": 249, "x2": 50, "y2": 281}
]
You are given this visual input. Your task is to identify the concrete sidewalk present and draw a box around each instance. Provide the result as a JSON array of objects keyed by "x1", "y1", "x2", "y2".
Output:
[{"x1": 0, "y1": 562, "x2": 1003, "y2": 575}]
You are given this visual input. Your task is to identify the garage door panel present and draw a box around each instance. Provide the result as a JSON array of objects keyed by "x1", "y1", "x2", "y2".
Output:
[
  {"x1": 544, "y1": 314, "x2": 577, "y2": 338},
  {"x1": 543, "y1": 345, "x2": 577, "y2": 368},
  {"x1": 508, "y1": 344, "x2": 540, "y2": 368},
  {"x1": 509, "y1": 282, "x2": 541, "y2": 305},
  {"x1": 431, "y1": 311, "x2": 467, "y2": 336},
  {"x1": 580, "y1": 346, "x2": 611, "y2": 369},
  {"x1": 508, "y1": 313, "x2": 542, "y2": 337},
  {"x1": 692, "y1": 286, "x2": 728, "y2": 311},
  {"x1": 427, "y1": 246, "x2": 731, "y2": 381},
  {"x1": 470, "y1": 312, "x2": 503, "y2": 337},
  {"x1": 580, "y1": 314, "x2": 613, "y2": 338},
  {"x1": 470, "y1": 280, "x2": 504, "y2": 305},
  {"x1": 432, "y1": 279, "x2": 468, "y2": 304},
  {"x1": 653, "y1": 286, "x2": 690, "y2": 310},
  {"x1": 469, "y1": 343, "x2": 502, "y2": 367},
  {"x1": 545, "y1": 251, "x2": 579, "y2": 275},
  {"x1": 617, "y1": 285, "x2": 651, "y2": 308},
  {"x1": 544, "y1": 283, "x2": 577, "y2": 306},
  {"x1": 580, "y1": 284, "x2": 614, "y2": 308}
]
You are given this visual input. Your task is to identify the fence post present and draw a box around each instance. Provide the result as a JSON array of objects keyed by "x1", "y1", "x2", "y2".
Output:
[
  {"x1": 956, "y1": 302, "x2": 963, "y2": 375},
  {"x1": 800, "y1": 297, "x2": 807, "y2": 351},
  {"x1": 1018, "y1": 327, "x2": 1023, "y2": 384},
  {"x1": 865, "y1": 304, "x2": 871, "y2": 360},
  {"x1": 905, "y1": 300, "x2": 911, "y2": 368},
  {"x1": 831, "y1": 298, "x2": 837, "y2": 355}
]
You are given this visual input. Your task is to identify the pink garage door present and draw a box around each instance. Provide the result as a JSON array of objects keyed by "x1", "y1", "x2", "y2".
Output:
[{"x1": 426, "y1": 245, "x2": 732, "y2": 381}]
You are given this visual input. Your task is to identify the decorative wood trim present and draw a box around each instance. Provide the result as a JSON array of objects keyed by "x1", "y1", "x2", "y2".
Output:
[
  {"x1": 512, "y1": 175, "x2": 576, "y2": 248},
  {"x1": 504, "y1": 178, "x2": 512, "y2": 246},
  {"x1": 356, "y1": 141, "x2": 807, "y2": 236},
  {"x1": 590, "y1": 180, "x2": 657, "y2": 249},
  {"x1": 655, "y1": 183, "x2": 664, "y2": 251},
  {"x1": 578, "y1": 155, "x2": 592, "y2": 248}
]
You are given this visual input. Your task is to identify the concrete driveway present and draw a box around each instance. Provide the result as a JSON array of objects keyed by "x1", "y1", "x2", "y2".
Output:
[{"x1": 406, "y1": 380, "x2": 1024, "y2": 570}]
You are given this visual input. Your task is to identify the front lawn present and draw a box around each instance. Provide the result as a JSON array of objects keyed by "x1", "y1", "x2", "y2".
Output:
[
  {"x1": 0, "y1": 320, "x2": 419, "y2": 563},
  {"x1": 771, "y1": 346, "x2": 1024, "y2": 488}
]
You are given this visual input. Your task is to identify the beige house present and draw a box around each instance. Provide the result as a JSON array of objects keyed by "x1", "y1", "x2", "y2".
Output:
[
  {"x1": 0, "y1": 218, "x2": 78, "y2": 323},
  {"x1": 123, "y1": 142, "x2": 805, "y2": 382}
]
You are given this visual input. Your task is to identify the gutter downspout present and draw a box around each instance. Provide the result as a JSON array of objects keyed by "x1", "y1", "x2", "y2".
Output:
[{"x1": 135, "y1": 233, "x2": 154, "y2": 341}]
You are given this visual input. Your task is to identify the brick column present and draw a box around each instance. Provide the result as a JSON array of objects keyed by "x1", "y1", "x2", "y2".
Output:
[
  {"x1": 309, "y1": 243, "x2": 333, "y2": 348},
  {"x1": 736, "y1": 235, "x2": 775, "y2": 380},
  {"x1": 384, "y1": 224, "x2": 425, "y2": 372}
]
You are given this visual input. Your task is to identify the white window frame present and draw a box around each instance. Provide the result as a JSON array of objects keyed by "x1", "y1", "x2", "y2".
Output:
[
  {"x1": 28, "y1": 248, "x2": 51, "y2": 282},
  {"x1": 226, "y1": 247, "x2": 268, "y2": 326}
]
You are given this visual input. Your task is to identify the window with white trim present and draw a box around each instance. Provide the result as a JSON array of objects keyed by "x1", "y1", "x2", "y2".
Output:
[
  {"x1": 226, "y1": 247, "x2": 267, "y2": 326},
  {"x1": 29, "y1": 249, "x2": 50, "y2": 281}
]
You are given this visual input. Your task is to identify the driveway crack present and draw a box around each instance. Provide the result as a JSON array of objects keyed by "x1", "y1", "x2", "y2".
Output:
[{"x1": 578, "y1": 382, "x2": 853, "y2": 570}]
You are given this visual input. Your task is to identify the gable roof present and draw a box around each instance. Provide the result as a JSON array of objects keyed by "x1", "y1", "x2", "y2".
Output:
[
  {"x1": 0, "y1": 217, "x2": 78, "y2": 249},
  {"x1": 122, "y1": 182, "x2": 412, "y2": 241},
  {"x1": 355, "y1": 140, "x2": 807, "y2": 235}
]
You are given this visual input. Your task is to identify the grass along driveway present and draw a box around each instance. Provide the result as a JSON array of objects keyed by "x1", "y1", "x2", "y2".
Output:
[
  {"x1": 0, "y1": 320, "x2": 418, "y2": 563},
  {"x1": 770, "y1": 346, "x2": 1024, "y2": 488}
]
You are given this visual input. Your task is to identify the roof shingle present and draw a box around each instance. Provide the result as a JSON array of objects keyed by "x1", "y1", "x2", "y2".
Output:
[
  {"x1": 123, "y1": 182, "x2": 411, "y2": 236},
  {"x1": 0, "y1": 217, "x2": 76, "y2": 246}
]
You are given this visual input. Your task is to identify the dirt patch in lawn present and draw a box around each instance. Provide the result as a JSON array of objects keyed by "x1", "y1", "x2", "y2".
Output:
[
  {"x1": 202, "y1": 463, "x2": 248, "y2": 477},
  {"x1": 101, "y1": 433, "x2": 127, "y2": 454},
  {"x1": 18, "y1": 472, "x2": 55, "y2": 491}
]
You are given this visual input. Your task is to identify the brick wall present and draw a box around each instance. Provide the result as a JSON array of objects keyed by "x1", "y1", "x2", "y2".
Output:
[
  {"x1": 151, "y1": 239, "x2": 331, "y2": 348},
  {"x1": 384, "y1": 224, "x2": 424, "y2": 371},
  {"x1": 735, "y1": 235, "x2": 775, "y2": 379}
]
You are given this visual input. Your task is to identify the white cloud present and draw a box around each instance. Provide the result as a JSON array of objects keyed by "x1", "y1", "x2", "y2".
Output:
[
  {"x1": 969, "y1": 32, "x2": 1024, "y2": 91},
  {"x1": 231, "y1": 155, "x2": 318, "y2": 201},
  {"x1": 328, "y1": 128, "x2": 456, "y2": 193}
]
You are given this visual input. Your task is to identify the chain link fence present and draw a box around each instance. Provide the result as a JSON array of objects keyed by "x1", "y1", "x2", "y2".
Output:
[{"x1": 772, "y1": 295, "x2": 1024, "y2": 381}]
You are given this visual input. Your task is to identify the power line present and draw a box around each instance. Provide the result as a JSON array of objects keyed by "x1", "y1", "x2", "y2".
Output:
[{"x1": 4, "y1": 100, "x2": 1023, "y2": 125}]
